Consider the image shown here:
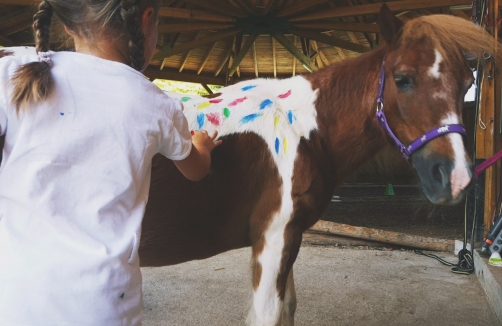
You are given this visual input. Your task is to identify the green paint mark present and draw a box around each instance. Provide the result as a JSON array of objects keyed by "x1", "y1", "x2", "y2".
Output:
[
  {"x1": 223, "y1": 108, "x2": 230, "y2": 118},
  {"x1": 181, "y1": 97, "x2": 191, "y2": 102}
]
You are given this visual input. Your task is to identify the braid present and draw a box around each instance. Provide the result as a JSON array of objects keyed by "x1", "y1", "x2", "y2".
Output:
[
  {"x1": 33, "y1": 0, "x2": 53, "y2": 53},
  {"x1": 121, "y1": 0, "x2": 145, "y2": 71},
  {"x1": 10, "y1": 0, "x2": 54, "y2": 112}
]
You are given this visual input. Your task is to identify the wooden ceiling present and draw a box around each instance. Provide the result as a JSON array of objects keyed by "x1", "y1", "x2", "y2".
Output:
[{"x1": 0, "y1": 0, "x2": 472, "y2": 86}]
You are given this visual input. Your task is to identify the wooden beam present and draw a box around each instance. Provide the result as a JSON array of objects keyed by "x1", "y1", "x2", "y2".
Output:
[
  {"x1": 272, "y1": 37, "x2": 276, "y2": 77},
  {"x1": 232, "y1": 0, "x2": 260, "y2": 15},
  {"x1": 182, "y1": 0, "x2": 247, "y2": 17},
  {"x1": 292, "y1": 21, "x2": 380, "y2": 33},
  {"x1": 198, "y1": 41, "x2": 218, "y2": 75},
  {"x1": 152, "y1": 30, "x2": 239, "y2": 60},
  {"x1": 178, "y1": 32, "x2": 200, "y2": 73},
  {"x1": 278, "y1": 0, "x2": 332, "y2": 17},
  {"x1": 319, "y1": 50, "x2": 330, "y2": 66},
  {"x1": 0, "y1": 7, "x2": 33, "y2": 25},
  {"x1": 144, "y1": 67, "x2": 225, "y2": 85},
  {"x1": 263, "y1": 0, "x2": 280, "y2": 14},
  {"x1": 0, "y1": 34, "x2": 13, "y2": 46},
  {"x1": 290, "y1": 0, "x2": 472, "y2": 21},
  {"x1": 0, "y1": 0, "x2": 39, "y2": 4},
  {"x1": 201, "y1": 83, "x2": 213, "y2": 94},
  {"x1": 336, "y1": 46, "x2": 346, "y2": 59},
  {"x1": 292, "y1": 35, "x2": 297, "y2": 76},
  {"x1": 214, "y1": 46, "x2": 232, "y2": 76},
  {"x1": 253, "y1": 41, "x2": 259, "y2": 77},
  {"x1": 228, "y1": 32, "x2": 259, "y2": 77},
  {"x1": 290, "y1": 30, "x2": 371, "y2": 53},
  {"x1": 158, "y1": 23, "x2": 234, "y2": 34},
  {"x1": 159, "y1": 7, "x2": 236, "y2": 22},
  {"x1": 3, "y1": 19, "x2": 32, "y2": 36},
  {"x1": 271, "y1": 31, "x2": 317, "y2": 72}
]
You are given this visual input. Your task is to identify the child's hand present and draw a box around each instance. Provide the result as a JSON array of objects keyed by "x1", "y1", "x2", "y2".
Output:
[{"x1": 191, "y1": 130, "x2": 222, "y2": 154}]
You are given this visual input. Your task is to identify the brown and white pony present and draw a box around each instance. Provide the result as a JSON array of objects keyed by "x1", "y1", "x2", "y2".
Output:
[{"x1": 0, "y1": 6, "x2": 499, "y2": 325}]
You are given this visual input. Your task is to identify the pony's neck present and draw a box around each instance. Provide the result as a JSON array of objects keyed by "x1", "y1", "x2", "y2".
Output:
[{"x1": 307, "y1": 46, "x2": 389, "y2": 182}]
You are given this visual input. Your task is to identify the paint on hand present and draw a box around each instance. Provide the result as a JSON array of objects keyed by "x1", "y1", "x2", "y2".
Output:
[
  {"x1": 209, "y1": 98, "x2": 223, "y2": 104},
  {"x1": 241, "y1": 85, "x2": 258, "y2": 91},
  {"x1": 240, "y1": 113, "x2": 261, "y2": 124},
  {"x1": 274, "y1": 116, "x2": 280, "y2": 129},
  {"x1": 278, "y1": 90, "x2": 292, "y2": 99},
  {"x1": 198, "y1": 102, "x2": 211, "y2": 110},
  {"x1": 260, "y1": 99, "x2": 273, "y2": 110},
  {"x1": 206, "y1": 112, "x2": 221, "y2": 126},
  {"x1": 287, "y1": 110, "x2": 295, "y2": 124},
  {"x1": 283, "y1": 138, "x2": 288, "y2": 154},
  {"x1": 229, "y1": 97, "x2": 247, "y2": 107},
  {"x1": 275, "y1": 138, "x2": 280, "y2": 154},
  {"x1": 223, "y1": 108, "x2": 231, "y2": 118},
  {"x1": 197, "y1": 113, "x2": 205, "y2": 129},
  {"x1": 181, "y1": 97, "x2": 191, "y2": 102}
]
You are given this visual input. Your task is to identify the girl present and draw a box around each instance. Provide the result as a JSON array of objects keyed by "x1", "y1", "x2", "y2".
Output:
[{"x1": 0, "y1": 1, "x2": 221, "y2": 325}]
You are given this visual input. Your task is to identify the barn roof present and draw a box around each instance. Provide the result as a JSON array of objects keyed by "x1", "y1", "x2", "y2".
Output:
[{"x1": 0, "y1": 0, "x2": 473, "y2": 86}]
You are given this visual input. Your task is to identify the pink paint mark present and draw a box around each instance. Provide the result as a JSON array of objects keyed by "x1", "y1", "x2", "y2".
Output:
[
  {"x1": 206, "y1": 112, "x2": 221, "y2": 126},
  {"x1": 228, "y1": 97, "x2": 247, "y2": 107},
  {"x1": 278, "y1": 90, "x2": 292, "y2": 99},
  {"x1": 209, "y1": 98, "x2": 223, "y2": 104}
]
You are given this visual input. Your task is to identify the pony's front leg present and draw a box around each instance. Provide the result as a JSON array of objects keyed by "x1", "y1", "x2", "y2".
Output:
[{"x1": 248, "y1": 223, "x2": 302, "y2": 326}]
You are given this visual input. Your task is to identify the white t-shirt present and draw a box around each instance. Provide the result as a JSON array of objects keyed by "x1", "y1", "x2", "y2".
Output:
[{"x1": 0, "y1": 52, "x2": 192, "y2": 325}]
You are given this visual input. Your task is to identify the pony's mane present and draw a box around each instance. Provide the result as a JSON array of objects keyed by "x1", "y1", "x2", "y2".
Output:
[{"x1": 402, "y1": 15, "x2": 502, "y2": 65}]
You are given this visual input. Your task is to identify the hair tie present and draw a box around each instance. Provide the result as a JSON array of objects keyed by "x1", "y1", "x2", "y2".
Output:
[{"x1": 38, "y1": 51, "x2": 51, "y2": 65}]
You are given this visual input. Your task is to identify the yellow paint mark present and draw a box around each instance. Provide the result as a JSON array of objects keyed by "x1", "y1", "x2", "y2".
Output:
[
  {"x1": 283, "y1": 138, "x2": 288, "y2": 154},
  {"x1": 274, "y1": 116, "x2": 280, "y2": 129},
  {"x1": 198, "y1": 102, "x2": 211, "y2": 110}
]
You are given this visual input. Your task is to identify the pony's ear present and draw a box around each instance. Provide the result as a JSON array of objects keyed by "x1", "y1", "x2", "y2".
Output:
[{"x1": 378, "y1": 3, "x2": 404, "y2": 45}]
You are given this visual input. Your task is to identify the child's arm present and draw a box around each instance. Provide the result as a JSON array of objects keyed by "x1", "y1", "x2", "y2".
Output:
[{"x1": 173, "y1": 130, "x2": 222, "y2": 181}]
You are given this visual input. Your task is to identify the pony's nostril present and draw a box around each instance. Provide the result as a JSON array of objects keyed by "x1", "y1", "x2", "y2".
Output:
[{"x1": 432, "y1": 163, "x2": 448, "y2": 187}]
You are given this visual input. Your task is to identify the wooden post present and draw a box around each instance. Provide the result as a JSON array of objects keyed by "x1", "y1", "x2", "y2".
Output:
[{"x1": 476, "y1": 0, "x2": 500, "y2": 234}]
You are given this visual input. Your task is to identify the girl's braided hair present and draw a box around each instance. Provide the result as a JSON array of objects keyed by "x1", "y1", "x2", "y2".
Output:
[{"x1": 11, "y1": 0, "x2": 161, "y2": 112}]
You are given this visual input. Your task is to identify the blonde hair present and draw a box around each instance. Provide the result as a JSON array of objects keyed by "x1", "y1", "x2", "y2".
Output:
[{"x1": 11, "y1": 0, "x2": 161, "y2": 112}]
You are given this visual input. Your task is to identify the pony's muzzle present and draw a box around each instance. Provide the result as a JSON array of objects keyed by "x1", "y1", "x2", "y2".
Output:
[{"x1": 412, "y1": 151, "x2": 472, "y2": 205}]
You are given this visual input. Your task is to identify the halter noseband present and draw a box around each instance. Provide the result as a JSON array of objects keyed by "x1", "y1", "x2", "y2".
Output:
[{"x1": 376, "y1": 56, "x2": 467, "y2": 162}]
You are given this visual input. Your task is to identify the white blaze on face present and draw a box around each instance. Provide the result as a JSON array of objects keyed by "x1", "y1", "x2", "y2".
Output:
[
  {"x1": 442, "y1": 113, "x2": 471, "y2": 199},
  {"x1": 429, "y1": 49, "x2": 443, "y2": 79}
]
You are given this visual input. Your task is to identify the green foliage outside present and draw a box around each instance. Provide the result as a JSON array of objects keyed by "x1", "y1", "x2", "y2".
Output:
[{"x1": 153, "y1": 79, "x2": 223, "y2": 95}]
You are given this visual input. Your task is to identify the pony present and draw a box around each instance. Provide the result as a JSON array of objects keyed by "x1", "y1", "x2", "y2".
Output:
[{"x1": 0, "y1": 5, "x2": 499, "y2": 325}]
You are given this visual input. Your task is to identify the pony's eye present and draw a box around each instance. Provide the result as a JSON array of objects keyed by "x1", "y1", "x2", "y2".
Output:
[{"x1": 394, "y1": 75, "x2": 412, "y2": 90}]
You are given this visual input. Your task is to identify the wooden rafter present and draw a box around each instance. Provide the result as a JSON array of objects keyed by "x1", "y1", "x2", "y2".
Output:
[
  {"x1": 233, "y1": 34, "x2": 243, "y2": 78},
  {"x1": 292, "y1": 35, "x2": 297, "y2": 76},
  {"x1": 292, "y1": 22, "x2": 380, "y2": 33},
  {"x1": 290, "y1": 0, "x2": 472, "y2": 21},
  {"x1": 152, "y1": 30, "x2": 239, "y2": 60},
  {"x1": 228, "y1": 32, "x2": 259, "y2": 77},
  {"x1": 0, "y1": 7, "x2": 33, "y2": 25},
  {"x1": 214, "y1": 47, "x2": 232, "y2": 77},
  {"x1": 158, "y1": 23, "x2": 234, "y2": 34},
  {"x1": 0, "y1": 34, "x2": 13, "y2": 46},
  {"x1": 179, "y1": 32, "x2": 200, "y2": 73},
  {"x1": 264, "y1": 0, "x2": 281, "y2": 14},
  {"x1": 2, "y1": 19, "x2": 32, "y2": 36},
  {"x1": 271, "y1": 32, "x2": 317, "y2": 72},
  {"x1": 201, "y1": 84, "x2": 213, "y2": 94},
  {"x1": 159, "y1": 7, "x2": 236, "y2": 22},
  {"x1": 0, "y1": 0, "x2": 38, "y2": 4},
  {"x1": 182, "y1": 0, "x2": 247, "y2": 17},
  {"x1": 272, "y1": 37, "x2": 277, "y2": 77},
  {"x1": 232, "y1": 0, "x2": 260, "y2": 15},
  {"x1": 290, "y1": 30, "x2": 371, "y2": 53},
  {"x1": 253, "y1": 41, "x2": 259, "y2": 77},
  {"x1": 198, "y1": 41, "x2": 218, "y2": 75},
  {"x1": 278, "y1": 0, "x2": 332, "y2": 17}
]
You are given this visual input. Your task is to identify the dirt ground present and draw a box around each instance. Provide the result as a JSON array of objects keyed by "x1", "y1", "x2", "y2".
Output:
[{"x1": 323, "y1": 184, "x2": 466, "y2": 240}]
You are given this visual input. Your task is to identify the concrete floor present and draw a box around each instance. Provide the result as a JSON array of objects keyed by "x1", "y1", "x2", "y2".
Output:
[{"x1": 142, "y1": 245, "x2": 500, "y2": 326}]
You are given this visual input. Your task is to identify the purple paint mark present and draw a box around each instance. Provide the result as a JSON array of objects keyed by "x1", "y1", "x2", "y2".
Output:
[
  {"x1": 278, "y1": 90, "x2": 292, "y2": 99},
  {"x1": 60, "y1": 112, "x2": 64, "y2": 116},
  {"x1": 260, "y1": 99, "x2": 273, "y2": 110},
  {"x1": 197, "y1": 113, "x2": 205, "y2": 129},
  {"x1": 240, "y1": 113, "x2": 261, "y2": 124},
  {"x1": 275, "y1": 138, "x2": 280, "y2": 154},
  {"x1": 242, "y1": 85, "x2": 258, "y2": 91},
  {"x1": 209, "y1": 98, "x2": 223, "y2": 104},
  {"x1": 206, "y1": 112, "x2": 221, "y2": 126},
  {"x1": 229, "y1": 97, "x2": 247, "y2": 106}
]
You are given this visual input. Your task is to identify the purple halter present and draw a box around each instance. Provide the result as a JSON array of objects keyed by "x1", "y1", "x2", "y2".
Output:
[{"x1": 376, "y1": 57, "x2": 467, "y2": 162}]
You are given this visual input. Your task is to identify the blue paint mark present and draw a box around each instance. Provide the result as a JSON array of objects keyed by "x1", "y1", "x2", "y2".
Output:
[
  {"x1": 240, "y1": 113, "x2": 261, "y2": 124},
  {"x1": 260, "y1": 99, "x2": 273, "y2": 110},
  {"x1": 242, "y1": 85, "x2": 258, "y2": 91},
  {"x1": 275, "y1": 138, "x2": 280, "y2": 154},
  {"x1": 60, "y1": 112, "x2": 64, "y2": 116},
  {"x1": 287, "y1": 110, "x2": 295, "y2": 124},
  {"x1": 197, "y1": 113, "x2": 205, "y2": 129}
]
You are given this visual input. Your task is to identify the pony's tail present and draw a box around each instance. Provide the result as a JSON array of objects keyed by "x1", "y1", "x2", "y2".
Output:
[{"x1": 11, "y1": 0, "x2": 54, "y2": 113}]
